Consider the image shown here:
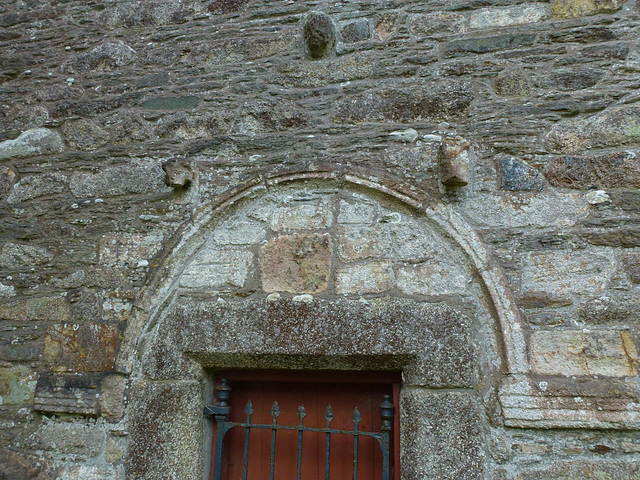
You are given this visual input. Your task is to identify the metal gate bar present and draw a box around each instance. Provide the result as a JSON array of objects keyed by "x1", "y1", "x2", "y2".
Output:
[{"x1": 205, "y1": 379, "x2": 394, "y2": 480}]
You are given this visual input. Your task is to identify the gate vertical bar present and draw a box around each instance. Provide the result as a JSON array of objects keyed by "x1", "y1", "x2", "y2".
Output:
[
  {"x1": 380, "y1": 394, "x2": 394, "y2": 480},
  {"x1": 269, "y1": 401, "x2": 280, "y2": 480},
  {"x1": 296, "y1": 405, "x2": 306, "y2": 480},
  {"x1": 212, "y1": 379, "x2": 231, "y2": 480},
  {"x1": 242, "y1": 400, "x2": 253, "y2": 480},
  {"x1": 324, "y1": 405, "x2": 333, "y2": 480},
  {"x1": 352, "y1": 407, "x2": 361, "y2": 480}
]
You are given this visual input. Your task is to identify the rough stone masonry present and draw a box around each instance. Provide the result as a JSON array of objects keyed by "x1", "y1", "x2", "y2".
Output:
[{"x1": 1, "y1": 0, "x2": 640, "y2": 479}]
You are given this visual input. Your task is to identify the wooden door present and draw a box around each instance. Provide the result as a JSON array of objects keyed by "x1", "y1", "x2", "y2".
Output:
[{"x1": 211, "y1": 371, "x2": 400, "y2": 480}]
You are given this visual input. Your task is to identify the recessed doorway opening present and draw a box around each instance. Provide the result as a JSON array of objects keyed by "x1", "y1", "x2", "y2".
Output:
[{"x1": 207, "y1": 370, "x2": 401, "y2": 480}]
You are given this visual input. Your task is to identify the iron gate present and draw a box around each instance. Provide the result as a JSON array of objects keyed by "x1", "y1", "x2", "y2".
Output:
[{"x1": 205, "y1": 379, "x2": 394, "y2": 480}]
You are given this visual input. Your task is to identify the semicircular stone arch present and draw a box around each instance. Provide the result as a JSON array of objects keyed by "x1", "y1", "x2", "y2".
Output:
[{"x1": 122, "y1": 174, "x2": 527, "y2": 480}]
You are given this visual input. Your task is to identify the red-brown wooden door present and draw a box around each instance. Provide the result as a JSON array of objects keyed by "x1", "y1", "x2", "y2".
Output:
[{"x1": 211, "y1": 371, "x2": 400, "y2": 480}]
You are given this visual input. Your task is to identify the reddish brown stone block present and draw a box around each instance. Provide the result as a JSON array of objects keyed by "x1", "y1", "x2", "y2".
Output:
[
  {"x1": 261, "y1": 233, "x2": 331, "y2": 293},
  {"x1": 44, "y1": 323, "x2": 118, "y2": 373},
  {"x1": 0, "y1": 449, "x2": 57, "y2": 480},
  {"x1": 438, "y1": 137, "x2": 470, "y2": 187}
]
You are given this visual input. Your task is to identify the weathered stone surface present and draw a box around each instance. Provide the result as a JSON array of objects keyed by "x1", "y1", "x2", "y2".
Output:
[
  {"x1": 102, "y1": 1, "x2": 198, "y2": 27},
  {"x1": 499, "y1": 157, "x2": 544, "y2": 191},
  {"x1": 530, "y1": 330, "x2": 638, "y2": 377},
  {"x1": 61, "y1": 119, "x2": 110, "y2": 151},
  {"x1": 256, "y1": 196, "x2": 333, "y2": 231},
  {"x1": 443, "y1": 33, "x2": 537, "y2": 57},
  {"x1": 238, "y1": 99, "x2": 308, "y2": 132},
  {"x1": 0, "y1": 128, "x2": 64, "y2": 160},
  {"x1": 26, "y1": 419, "x2": 105, "y2": 457},
  {"x1": 34, "y1": 373, "x2": 101, "y2": 416},
  {"x1": 334, "y1": 82, "x2": 473, "y2": 123},
  {"x1": 0, "y1": 6, "x2": 61, "y2": 27},
  {"x1": 180, "y1": 248, "x2": 253, "y2": 291},
  {"x1": 57, "y1": 464, "x2": 124, "y2": 480},
  {"x1": 515, "y1": 461, "x2": 640, "y2": 479},
  {"x1": 0, "y1": 242, "x2": 53, "y2": 268},
  {"x1": 0, "y1": 104, "x2": 49, "y2": 134},
  {"x1": 544, "y1": 107, "x2": 640, "y2": 154},
  {"x1": 0, "y1": 296, "x2": 71, "y2": 322},
  {"x1": 580, "y1": 41, "x2": 629, "y2": 59},
  {"x1": 438, "y1": 137, "x2": 470, "y2": 187},
  {"x1": 0, "y1": 53, "x2": 36, "y2": 81},
  {"x1": 396, "y1": 260, "x2": 470, "y2": 297},
  {"x1": 577, "y1": 295, "x2": 640, "y2": 324},
  {"x1": 493, "y1": 69, "x2": 535, "y2": 96},
  {"x1": 612, "y1": 191, "x2": 640, "y2": 211},
  {"x1": 304, "y1": 12, "x2": 336, "y2": 60},
  {"x1": 272, "y1": 55, "x2": 374, "y2": 88},
  {"x1": 521, "y1": 249, "x2": 615, "y2": 296},
  {"x1": 191, "y1": 28, "x2": 299, "y2": 67},
  {"x1": 0, "y1": 281, "x2": 15, "y2": 298},
  {"x1": 142, "y1": 96, "x2": 200, "y2": 111},
  {"x1": 335, "y1": 261, "x2": 394, "y2": 294},
  {"x1": 337, "y1": 224, "x2": 383, "y2": 261},
  {"x1": 34, "y1": 84, "x2": 84, "y2": 102},
  {"x1": 44, "y1": 323, "x2": 118, "y2": 373},
  {"x1": 148, "y1": 298, "x2": 475, "y2": 387},
  {"x1": 545, "y1": 151, "x2": 640, "y2": 189},
  {"x1": 401, "y1": 390, "x2": 483, "y2": 479},
  {"x1": 261, "y1": 234, "x2": 331, "y2": 293},
  {"x1": 461, "y1": 191, "x2": 588, "y2": 229},
  {"x1": 500, "y1": 375, "x2": 640, "y2": 429},
  {"x1": 126, "y1": 380, "x2": 202, "y2": 480},
  {"x1": 99, "y1": 375, "x2": 127, "y2": 420},
  {"x1": 389, "y1": 128, "x2": 419, "y2": 143},
  {"x1": 0, "y1": 165, "x2": 17, "y2": 201},
  {"x1": 544, "y1": 67, "x2": 602, "y2": 90},
  {"x1": 337, "y1": 197, "x2": 380, "y2": 224},
  {"x1": 341, "y1": 19, "x2": 370, "y2": 43},
  {"x1": 70, "y1": 159, "x2": 170, "y2": 197},
  {"x1": 546, "y1": 27, "x2": 616, "y2": 46},
  {"x1": 579, "y1": 227, "x2": 640, "y2": 247},
  {"x1": 99, "y1": 233, "x2": 164, "y2": 266},
  {"x1": 106, "y1": 436, "x2": 125, "y2": 462},
  {"x1": 622, "y1": 251, "x2": 640, "y2": 283},
  {"x1": 375, "y1": 12, "x2": 398, "y2": 41},
  {"x1": 584, "y1": 190, "x2": 610, "y2": 205},
  {"x1": 107, "y1": 111, "x2": 154, "y2": 143},
  {"x1": 208, "y1": 0, "x2": 249, "y2": 15},
  {"x1": 409, "y1": 12, "x2": 466, "y2": 36},
  {"x1": 469, "y1": 4, "x2": 548, "y2": 30},
  {"x1": 552, "y1": 0, "x2": 628, "y2": 19},
  {"x1": 0, "y1": 449, "x2": 56, "y2": 480},
  {"x1": 6, "y1": 172, "x2": 67, "y2": 204},
  {"x1": 62, "y1": 41, "x2": 137, "y2": 73},
  {"x1": 0, "y1": 366, "x2": 37, "y2": 405},
  {"x1": 154, "y1": 110, "x2": 230, "y2": 139},
  {"x1": 2, "y1": 326, "x2": 43, "y2": 363},
  {"x1": 211, "y1": 218, "x2": 266, "y2": 246}
]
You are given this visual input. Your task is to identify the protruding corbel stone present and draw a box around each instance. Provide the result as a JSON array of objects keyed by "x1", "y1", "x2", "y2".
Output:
[
  {"x1": 304, "y1": 12, "x2": 336, "y2": 60},
  {"x1": 162, "y1": 159, "x2": 194, "y2": 189},
  {"x1": 438, "y1": 137, "x2": 470, "y2": 188}
]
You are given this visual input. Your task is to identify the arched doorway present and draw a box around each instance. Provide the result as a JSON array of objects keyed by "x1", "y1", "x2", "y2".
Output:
[{"x1": 120, "y1": 173, "x2": 529, "y2": 479}]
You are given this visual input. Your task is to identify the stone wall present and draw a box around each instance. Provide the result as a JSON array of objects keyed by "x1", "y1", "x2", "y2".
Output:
[{"x1": 1, "y1": 0, "x2": 640, "y2": 479}]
